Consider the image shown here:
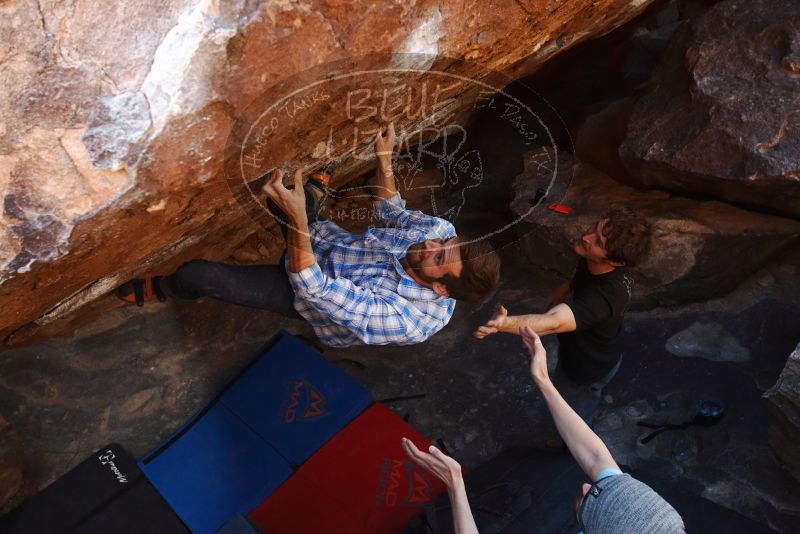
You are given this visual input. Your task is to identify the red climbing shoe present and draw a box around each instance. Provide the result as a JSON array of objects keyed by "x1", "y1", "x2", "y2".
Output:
[
  {"x1": 306, "y1": 169, "x2": 330, "y2": 212},
  {"x1": 115, "y1": 272, "x2": 167, "y2": 307}
]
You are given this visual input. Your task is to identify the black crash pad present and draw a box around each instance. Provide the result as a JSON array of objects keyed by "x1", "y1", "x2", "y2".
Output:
[{"x1": 0, "y1": 443, "x2": 188, "y2": 534}]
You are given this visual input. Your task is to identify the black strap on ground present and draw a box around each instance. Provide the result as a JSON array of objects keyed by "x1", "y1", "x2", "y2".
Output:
[
  {"x1": 332, "y1": 358, "x2": 366, "y2": 370},
  {"x1": 379, "y1": 393, "x2": 426, "y2": 404}
]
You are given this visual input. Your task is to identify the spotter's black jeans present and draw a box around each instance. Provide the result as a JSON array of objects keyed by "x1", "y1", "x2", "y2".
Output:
[{"x1": 551, "y1": 355, "x2": 623, "y2": 427}]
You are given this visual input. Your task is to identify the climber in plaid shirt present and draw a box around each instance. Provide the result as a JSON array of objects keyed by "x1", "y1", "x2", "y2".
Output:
[
  {"x1": 119, "y1": 124, "x2": 500, "y2": 347},
  {"x1": 289, "y1": 184, "x2": 460, "y2": 347}
]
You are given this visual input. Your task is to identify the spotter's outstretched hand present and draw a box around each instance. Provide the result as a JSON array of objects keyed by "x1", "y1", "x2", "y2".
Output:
[
  {"x1": 473, "y1": 303, "x2": 507, "y2": 339},
  {"x1": 521, "y1": 326, "x2": 549, "y2": 388},
  {"x1": 401, "y1": 437, "x2": 463, "y2": 490}
]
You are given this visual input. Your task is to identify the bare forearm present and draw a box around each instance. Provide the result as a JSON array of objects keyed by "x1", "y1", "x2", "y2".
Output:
[
  {"x1": 538, "y1": 380, "x2": 618, "y2": 480},
  {"x1": 497, "y1": 304, "x2": 576, "y2": 336},
  {"x1": 286, "y1": 216, "x2": 316, "y2": 273},
  {"x1": 374, "y1": 159, "x2": 397, "y2": 200},
  {"x1": 500, "y1": 314, "x2": 559, "y2": 336},
  {"x1": 448, "y1": 478, "x2": 479, "y2": 534}
]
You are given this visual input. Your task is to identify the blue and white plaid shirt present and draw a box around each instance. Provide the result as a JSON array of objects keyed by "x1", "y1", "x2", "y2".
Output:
[{"x1": 286, "y1": 193, "x2": 456, "y2": 347}]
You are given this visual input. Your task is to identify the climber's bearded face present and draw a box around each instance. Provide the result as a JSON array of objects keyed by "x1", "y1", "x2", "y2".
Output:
[{"x1": 404, "y1": 237, "x2": 463, "y2": 283}]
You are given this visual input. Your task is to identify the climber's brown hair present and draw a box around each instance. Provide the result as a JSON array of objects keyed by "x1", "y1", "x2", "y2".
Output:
[{"x1": 440, "y1": 232, "x2": 501, "y2": 301}]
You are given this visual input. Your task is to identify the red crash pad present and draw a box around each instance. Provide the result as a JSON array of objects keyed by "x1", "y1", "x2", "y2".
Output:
[{"x1": 248, "y1": 403, "x2": 446, "y2": 533}]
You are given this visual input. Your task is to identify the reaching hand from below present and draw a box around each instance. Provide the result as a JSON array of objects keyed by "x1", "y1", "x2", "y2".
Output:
[
  {"x1": 401, "y1": 437, "x2": 479, "y2": 534},
  {"x1": 401, "y1": 437, "x2": 463, "y2": 491},
  {"x1": 521, "y1": 325, "x2": 550, "y2": 388}
]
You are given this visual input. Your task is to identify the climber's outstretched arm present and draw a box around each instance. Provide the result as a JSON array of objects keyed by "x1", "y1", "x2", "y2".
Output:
[
  {"x1": 262, "y1": 169, "x2": 316, "y2": 273},
  {"x1": 373, "y1": 123, "x2": 398, "y2": 200}
]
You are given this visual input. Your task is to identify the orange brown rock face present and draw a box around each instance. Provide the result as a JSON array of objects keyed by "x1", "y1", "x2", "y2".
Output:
[{"x1": 0, "y1": 0, "x2": 654, "y2": 343}]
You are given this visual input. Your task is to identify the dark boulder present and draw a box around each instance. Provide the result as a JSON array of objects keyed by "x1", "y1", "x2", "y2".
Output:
[
  {"x1": 620, "y1": 0, "x2": 800, "y2": 219},
  {"x1": 0, "y1": 414, "x2": 23, "y2": 513},
  {"x1": 511, "y1": 152, "x2": 800, "y2": 308},
  {"x1": 764, "y1": 342, "x2": 800, "y2": 483}
]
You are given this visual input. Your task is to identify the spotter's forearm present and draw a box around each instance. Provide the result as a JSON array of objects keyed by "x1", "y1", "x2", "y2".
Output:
[
  {"x1": 537, "y1": 380, "x2": 618, "y2": 480},
  {"x1": 448, "y1": 477, "x2": 479, "y2": 534},
  {"x1": 499, "y1": 314, "x2": 560, "y2": 336}
]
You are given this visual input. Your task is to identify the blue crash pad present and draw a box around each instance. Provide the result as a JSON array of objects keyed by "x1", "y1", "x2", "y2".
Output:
[
  {"x1": 140, "y1": 404, "x2": 291, "y2": 534},
  {"x1": 139, "y1": 332, "x2": 373, "y2": 534},
  {"x1": 220, "y1": 332, "x2": 373, "y2": 465}
]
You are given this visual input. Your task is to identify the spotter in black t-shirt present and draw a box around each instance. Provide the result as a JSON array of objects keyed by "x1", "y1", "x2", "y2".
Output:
[{"x1": 558, "y1": 259, "x2": 633, "y2": 385}]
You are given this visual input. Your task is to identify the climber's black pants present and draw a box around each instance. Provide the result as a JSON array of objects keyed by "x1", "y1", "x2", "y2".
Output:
[
  {"x1": 161, "y1": 186, "x2": 326, "y2": 318},
  {"x1": 161, "y1": 259, "x2": 301, "y2": 319}
]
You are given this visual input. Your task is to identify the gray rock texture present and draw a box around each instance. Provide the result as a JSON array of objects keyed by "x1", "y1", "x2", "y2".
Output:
[
  {"x1": 764, "y1": 342, "x2": 800, "y2": 483},
  {"x1": 666, "y1": 321, "x2": 750, "y2": 362},
  {"x1": 0, "y1": 414, "x2": 22, "y2": 514},
  {"x1": 620, "y1": 0, "x2": 800, "y2": 219}
]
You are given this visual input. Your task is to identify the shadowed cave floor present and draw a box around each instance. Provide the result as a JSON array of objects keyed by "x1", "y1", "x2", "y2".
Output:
[{"x1": 0, "y1": 246, "x2": 798, "y2": 531}]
